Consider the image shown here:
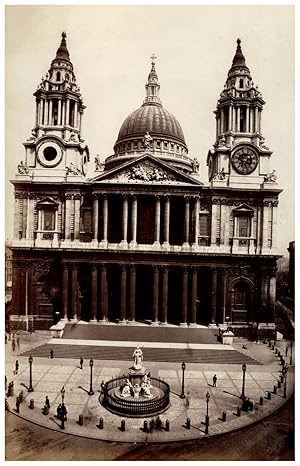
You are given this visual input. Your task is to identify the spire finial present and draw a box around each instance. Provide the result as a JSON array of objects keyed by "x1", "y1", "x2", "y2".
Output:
[
  {"x1": 150, "y1": 53, "x2": 157, "y2": 64},
  {"x1": 237, "y1": 38, "x2": 241, "y2": 46}
]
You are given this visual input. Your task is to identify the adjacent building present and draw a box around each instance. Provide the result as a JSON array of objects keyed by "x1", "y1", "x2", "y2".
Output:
[{"x1": 9, "y1": 34, "x2": 281, "y2": 337}]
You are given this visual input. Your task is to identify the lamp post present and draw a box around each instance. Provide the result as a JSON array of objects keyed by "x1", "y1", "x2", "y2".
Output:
[
  {"x1": 241, "y1": 362, "x2": 247, "y2": 400},
  {"x1": 88, "y1": 358, "x2": 94, "y2": 395},
  {"x1": 205, "y1": 391, "x2": 210, "y2": 434},
  {"x1": 28, "y1": 355, "x2": 34, "y2": 392},
  {"x1": 180, "y1": 362, "x2": 186, "y2": 399},
  {"x1": 61, "y1": 385, "x2": 65, "y2": 404}
]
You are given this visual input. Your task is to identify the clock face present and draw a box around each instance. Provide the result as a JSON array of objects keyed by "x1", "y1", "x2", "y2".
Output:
[{"x1": 231, "y1": 148, "x2": 258, "y2": 175}]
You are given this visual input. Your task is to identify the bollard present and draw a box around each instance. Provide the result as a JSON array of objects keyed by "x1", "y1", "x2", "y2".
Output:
[
  {"x1": 165, "y1": 420, "x2": 170, "y2": 431},
  {"x1": 121, "y1": 419, "x2": 125, "y2": 432},
  {"x1": 249, "y1": 401, "x2": 254, "y2": 412},
  {"x1": 278, "y1": 381, "x2": 281, "y2": 388},
  {"x1": 143, "y1": 420, "x2": 148, "y2": 433},
  {"x1": 78, "y1": 414, "x2": 83, "y2": 426},
  {"x1": 237, "y1": 407, "x2": 241, "y2": 417},
  {"x1": 29, "y1": 399, "x2": 34, "y2": 409},
  {"x1": 273, "y1": 386, "x2": 277, "y2": 395},
  {"x1": 259, "y1": 396, "x2": 264, "y2": 406},
  {"x1": 99, "y1": 418, "x2": 103, "y2": 429},
  {"x1": 267, "y1": 391, "x2": 272, "y2": 400},
  {"x1": 186, "y1": 418, "x2": 191, "y2": 429},
  {"x1": 222, "y1": 411, "x2": 226, "y2": 422}
]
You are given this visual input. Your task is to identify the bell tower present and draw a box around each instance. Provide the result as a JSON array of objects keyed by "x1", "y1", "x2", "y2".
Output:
[
  {"x1": 207, "y1": 39, "x2": 276, "y2": 188},
  {"x1": 20, "y1": 32, "x2": 89, "y2": 181}
]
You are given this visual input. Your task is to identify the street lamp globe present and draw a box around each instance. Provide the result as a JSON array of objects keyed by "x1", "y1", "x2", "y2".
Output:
[
  {"x1": 29, "y1": 355, "x2": 33, "y2": 364},
  {"x1": 182, "y1": 362, "x2": 186, "y2": 371},
  {"x1": 242, "y1": 362, "x2": 247, "y2": 373},
  {"x1": 90, "y1": 358, "x2": 94, "y2": 367}
]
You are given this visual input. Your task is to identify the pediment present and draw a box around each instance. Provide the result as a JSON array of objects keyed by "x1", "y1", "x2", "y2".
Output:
[
  {"x1": 90, "y1": 154, "x2": 203, "y2": 186},
  {"x1": 232, "y1": 203, "x2": 254, "y2": 215},
  {"x1": 36, "y1": 196, "x2": 59, "y2": 209}
]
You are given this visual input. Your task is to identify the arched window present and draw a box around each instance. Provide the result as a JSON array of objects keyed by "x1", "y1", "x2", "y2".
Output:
[
  {"x1": 239, "y1": 79, "x2": 243, "y2": 88},
  {"x1": 56, "y1": 71, "x2": 61, "y2": 81}
]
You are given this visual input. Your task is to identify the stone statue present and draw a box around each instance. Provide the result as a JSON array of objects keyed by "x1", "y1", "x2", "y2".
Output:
[
  {"x1": 213, "y1": 168, "x2": 226, "y2": 181},
  {"x1": 264, "y1": 170, "x2": 277, "y2": 183},
  {"x1": 191, "y1": 157, "x2": 200, "y2": 173},
  {"x1": 219, "y1": 135, "x2": 226, "y2": 146},
  {"x1": 95, "y1": 154, "x2": 104, "y2": 171},
  {"x1": 66, "y1": 163, "x2": 81, "y2": 176},
  {"x1": 17, "y1": 161, "x2": 29, "y2": 175},
  {"x1": 120, "y1": 379, "x2": 132, "y2": 398},
  {"x1": 143, "y1": 132, "x2": 153, "y2": 149},
  {"x1": 132, "y1": 345, "x2": 143, "y2": 370}
]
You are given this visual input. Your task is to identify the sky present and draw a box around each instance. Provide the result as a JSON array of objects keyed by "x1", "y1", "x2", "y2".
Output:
[{"x1": 5, "y1": 4, "x2": 295, "y2": 255}]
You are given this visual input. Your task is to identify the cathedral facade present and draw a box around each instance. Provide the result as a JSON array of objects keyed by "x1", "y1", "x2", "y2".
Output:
[{"x1": 9, "y1": 34, "x2": 281, "y2": 338}]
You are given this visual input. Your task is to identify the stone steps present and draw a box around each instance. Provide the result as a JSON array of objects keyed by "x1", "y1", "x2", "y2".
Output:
[{"x1": 20, "y1": 344, "x2": 261, "y2": 365}]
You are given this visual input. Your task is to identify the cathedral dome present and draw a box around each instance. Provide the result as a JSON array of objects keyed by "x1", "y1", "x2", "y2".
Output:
[
  {"x1": 105, "y1": 57, "x2": 192, "y2": 173},
  {"x1": 116, "y1": 104, "x2": 186, "y2": 147}
]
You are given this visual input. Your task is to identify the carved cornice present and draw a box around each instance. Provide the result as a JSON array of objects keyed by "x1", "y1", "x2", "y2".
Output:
[{"x1": 73, "y1": 194, "x2": 81, "y2": 201}]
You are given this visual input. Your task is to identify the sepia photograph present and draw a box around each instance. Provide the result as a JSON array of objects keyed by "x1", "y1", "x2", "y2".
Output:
[{"x1": 4, "y1": 4, "x2": 295, "y2": 461}]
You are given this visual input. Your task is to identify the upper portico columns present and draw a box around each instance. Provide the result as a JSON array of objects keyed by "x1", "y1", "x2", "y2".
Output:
[
  {"x1": 120, "y1": 195, "x2": 128, "y2": 247},
  {"x1": 162, "y1": 196, "x2": 170, "y2": 249}
]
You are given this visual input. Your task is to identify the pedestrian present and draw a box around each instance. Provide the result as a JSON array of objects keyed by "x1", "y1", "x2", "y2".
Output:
[
  {"x1": 14, "y1": 360, "x2": 19, "y2": 375},
  {"x1": 5, "y1": 375, "x2": 7, "y2": 391},
  {"x1": 285, "y1": 346, "x2": 288, "y2": 357},
  {"x1": 45, "y1": 396, "x2": 50, "y2": 409},
  {"x1": 61, "y1": 403, "x2": 67, "y2": 421},
  {"x1": 16, "y1": 334, "x2": 20, "y2": 349},
  {"x1": 12, "y1": 340, "x2": 16, "y2": 352},
  {"x1": 16, "y1": 396, "x2": 21, "y2": 413},
  {"x1": 57, "y1": 403, "x2": 62, "y2": 420},
  {"x1": 185, "y1": 391, "x2": 190, "y2": 408},
  {"x1": 50, "y1": 349, "x2": 53, "y2": 359},
  {"x1": 80, "y1": 357, "x2": 83, "y2": 369},
  {"x1": 5, "y1": 334, "x2": 7, "y2": 344},
  {"x1": 212, "y1": 374, "x2": 217, "y2": 387},
  {"x1": 156, "y1": 416, "x2": 162, "y2": 431},
  {"x1": 5, "y1": 398, "x2": 10, "y2": 413}
]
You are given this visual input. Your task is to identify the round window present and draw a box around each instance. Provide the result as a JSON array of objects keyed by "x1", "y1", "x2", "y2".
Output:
[{"x1": 43, "y1": 146, "x2": 57, "y2": 161}]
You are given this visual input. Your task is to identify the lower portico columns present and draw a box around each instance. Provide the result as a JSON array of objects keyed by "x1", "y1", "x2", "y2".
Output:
[
  {"x1": 99, "y1": 265, "x2": 108, "y2": 322},
  {"x1": 90, "y1": 265, "x2": 97, "y2": 321},
  {"x1": 221, "y1": 268, "x2": 227, "y2": 324},
  {"x1": 161, "y1": 266, "x2": 169, "y2": 324},
  {"x1": 190, "y1": 267, "x2": 198, "y2": 326},
  {"x1": 128, "y1": 265, "x2": 136, "y2": 322},
  {"x1": 119, "y1": 265, "x2": 127, "y2": 322},
  {"x1": 183, "y1": 197, "x2": 190, "y2": 249},
  {"x1": 209, "y1": 267, "x2": 218, "y2": 326},
  {"x1": 62, "y1": 264, "x2": 69, "y2": 320},
  {"x1": 151, "y1": 266, "x2": 159, "y2": 324},
  {"x1": 180, "y1": 267, "x2": 188, "y2": 327},
  {"x1": 71, "y1": 264, "x2": 78, "y2": 321},
  {"x1": 154, "y1": 196, "x2": 161, "y2": 246},
  {"x1": 162, "y1": 196, "x2": 170, "y2": 247}
]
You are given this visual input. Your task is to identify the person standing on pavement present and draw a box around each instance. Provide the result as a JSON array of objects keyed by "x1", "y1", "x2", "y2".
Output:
[
  {"x1": 12, "y1": 339, "x2": 16, "y2": 352},
  {"x1": 16, "y1": 396, "x2": 21, "y2": 413},
  {"x1": 212, "y1": 374, "x2": 217, "y2": 387},
  {"x1": 14, "y1": 360, "x2": 19, "y2": 375},
  {"x1": 50, "y1": 349, "x2": 54, "y2": 359},
  {"x1": 16, "y1": 334, "x2": 20, "y2": 349},
  {"x1": 45, "y1": 396, "x2": 50, "y2": 410},
  {"x1": 80, "y1": 357, "x2": 83, "y2": 369},
  {"x1": 5, "y1": 398, "x2": 10, "y2": 413}
]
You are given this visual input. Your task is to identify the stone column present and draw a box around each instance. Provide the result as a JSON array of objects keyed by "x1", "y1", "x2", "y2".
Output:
[
  {"x1": 163, "y1": 196, "x2": 170, "y2": 247},
  {"x1": 100, "y1": 265, "x2": 108, "y2": 322},
  {"x1": 246, "y1": 106, "x2": 250, "y2": 132},
  {"x1": 255, "y1": 107, "x2": 259, "y2": 132},
  {"x1": 39, "y1": 99, "x2": 44, "y2": 125},
  {"x1": 154, "y1": 195, "x2": 161, "y2": 245},
  {"x1": 236, "y1": 106, "x2": 240, "y2": 132},
  {"x1": 180, "y1": 267, "x2": 188, "y2": 327},
  {"x1": 183, "y1": 197, "x2": 190, "y2": 248},
  {"x1": 26, "y1": 266, "x2": 32, "y2": 324},
  {"x1": 71, "y1": 264, "x2": 78, "y2": 320},
  {"x1": 73, "y1": 194, "x2": 81, "y2": 241},
  {"x1": 130, "y1": 195, "x2": 137, "y2": 245},
  {"x1": 262, "y1": 201, "x2": 270, "y2": 251},
  {"x1": 66, "y1": 99, "x2": 70, "y2": 126},
  {"x1": 26, "y1": 195, "x2": 34, "y2": 241},
  {"x1": 211, "y1": 200, "x2": 218, "y2": 245},
  {"x1": 102, "y1": 194, "x2": 108, "y2": 244},
  {"x1": 232, "y1": 107, "x2": 236, "y2": 133},
  {"x1": 268, "y1": 270, "x2": 277, "y2": 323},
  {"x1": 44, "y1": 100, "x2": 49, "y2": 125},
  {"x1": 228, "y1": 104, "x2": 232, "y2": 132},
  {"x1": 61, "y1": 100, "x2": 66, "y2": 126},
  {"x1": 210, "y1": 267, "x2": 217, "y2": 326},
  {"x1": 65, "y1": 194, "x2": 72, "y2": 241},
  {"x1": 128, "y1": 265, "x2": 136, "y2": 322},
  {"x1": 74, "y1": 101, "x2": 78, "y2": 128},
  {"x1": 249, "y1": 107, "x2": 253, "y2": 133},
  {"x1": 90, "y1": 265, "x2": 97, "y2": 321},
  {"x1": 49, "y1": 100, "x2": 53, "y2": 125},
  {"x1": 190, "y1": 267, "x2": 198, "y2": 326},
  {"x1": 220, "y1": 108, "x2": 224, "y2": 133},
  {"x1": 220, "y1": 268, "x2": 227, "y2": 324},
  {"x1": 192, "y1": 197, "x2": 200, "y2": 248},
  {"x1": 57, "y1": 99, "x2": 62, "y2": 126},
  {"x1": 152, "y1": 266, "x2": 159, "y2": 324},
  {"x1": 121, "y1": 195, "x2": 128, "y2": 246},
  {"x1": 35, "y1": 101, "x2": 39, "y2": 126},
  {"x1": 119, "y1": 265, "x2": 127, "y2": 323},
  {"x1": 161, "y1": 266, "x2": 169, "y2": 324},
  {"x1": 271, "y1": 201, "x2": 278, "y2": 250},
  {"x1": 92, "y1": 194, "x2": 99, "y2": 244},
  {"x1": 62, "y1": 264, "x2": 69, "y2": 320}
]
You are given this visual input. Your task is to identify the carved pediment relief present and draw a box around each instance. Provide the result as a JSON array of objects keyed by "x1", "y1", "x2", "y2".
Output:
[{"x1": 111, "y1": 161, "x2": 177, "y2": 183}]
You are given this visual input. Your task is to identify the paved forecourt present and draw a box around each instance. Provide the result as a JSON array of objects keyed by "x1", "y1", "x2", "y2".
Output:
[{"x1": 5, "y1": 334, "x2": 294, "y2": 443}]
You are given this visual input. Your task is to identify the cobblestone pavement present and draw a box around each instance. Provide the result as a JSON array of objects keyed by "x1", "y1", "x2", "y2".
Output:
[{"x1": 5, "y1": 332, "x2": 294, "y2": 443}]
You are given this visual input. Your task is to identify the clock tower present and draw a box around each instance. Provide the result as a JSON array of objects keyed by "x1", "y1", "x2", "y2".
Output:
[{"x1": 207, "y1": 39, "x2": 275, "y2": 188}]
